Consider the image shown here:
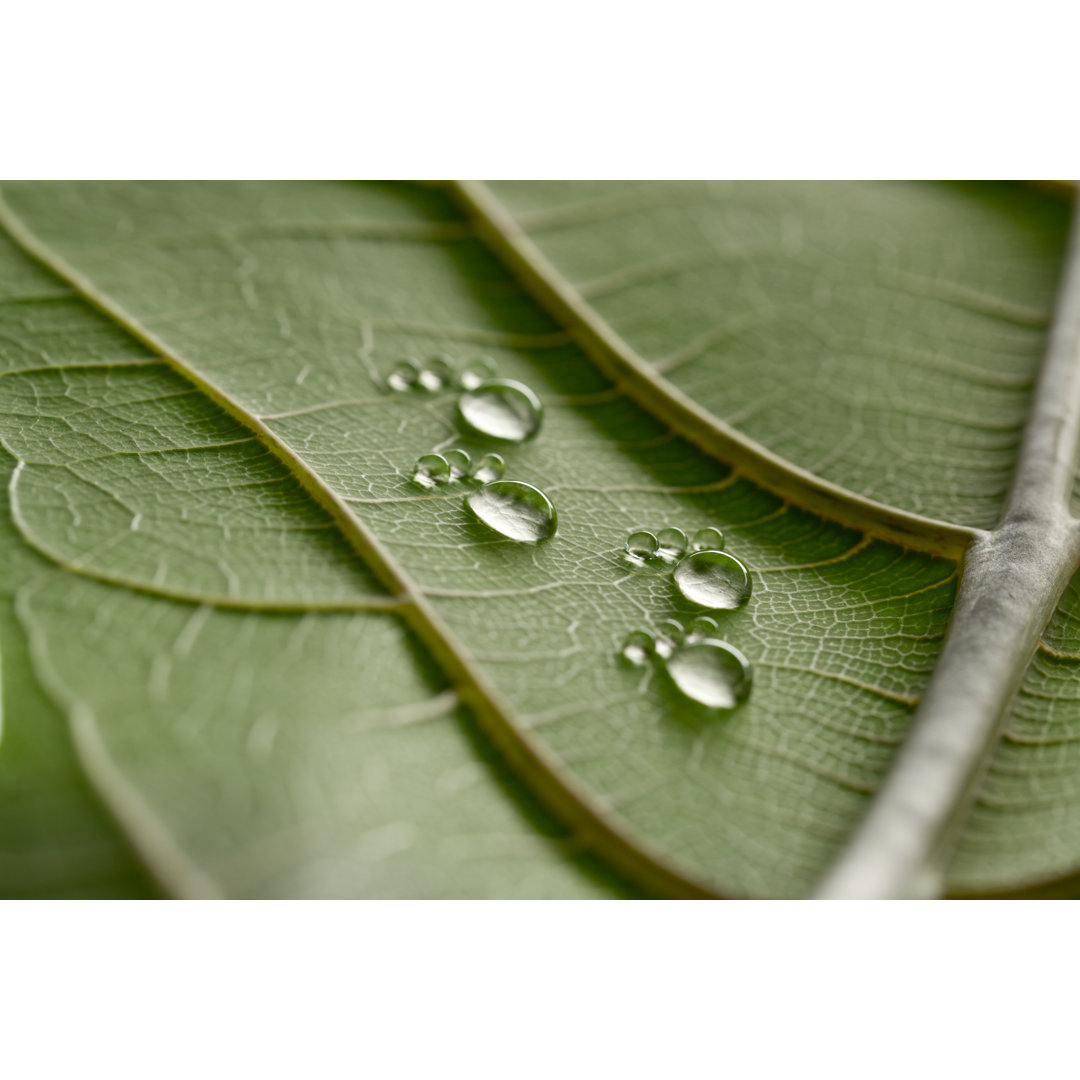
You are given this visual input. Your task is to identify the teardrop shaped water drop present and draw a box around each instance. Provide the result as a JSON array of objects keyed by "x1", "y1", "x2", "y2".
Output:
[
  {"x1": 471, "y1": 452, "x2": 505, "y2": 484},
  {"x1": 412, "y1": 453, "x2": 451, "y2": 488},
  {"x1": 621, "y1": 629, "x2": 656, "y2": 666},
  {"x1": 464, "y1": 480, "x2": 558, "y2": 542},
  {"x1": 673, "y1": 550, "x2": 752, "y2": 610},
  {"x1": 443, "y1": 448, "x2": 471, "y2": 480},
  {"x1": 692, "y1": 526, "x2": 725, "y2": 552},
  {"x1": 418, "y1": 354, "x2": 456, "y2": 392},
  {"x1": 666, "y1": 640, "x2": 752, "y2": 709},
  {"x1": 687, "y1": 615, "x2": 720, "y2": 641},
  {"x1": 387, "y1": 358, "x2": 421, "y2": 392},
  {"x1": 457, "y1": 379, "x2": 543, "y2": 442},
  {"x1": 624, "y1": 530, "x2": 659, "y2": 562},
  {"x1": 459, "y1": 356, "x2": 498, "y2": 391}
]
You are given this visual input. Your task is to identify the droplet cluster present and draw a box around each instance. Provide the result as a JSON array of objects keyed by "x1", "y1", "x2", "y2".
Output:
[
  {"x1": 412, "y1": 449, "x2": 505, "y2": 489},
  {"x1": 387, "y1": 353, "x2": 497, "y2": 394},
  {"x1": 619, "y1": 524, "x2": 753, "y2": 710}
]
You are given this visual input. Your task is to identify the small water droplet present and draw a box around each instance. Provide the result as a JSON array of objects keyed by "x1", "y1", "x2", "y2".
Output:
[
  {"x1": 412, "y1": 453, "x2": 451, "y2": 488},
  {"x1": 692, "y1": 526, "x2": 725, "y2": 552},
  {"x1": 464, "y1": 480, "x2": 557, "y2": 542},
  {"x1": 655, "y1": 619, "x2": 686, "y2": 658},
  {"x1": 471, "y1": 453, "x2": 505, "y2": 483},
  {"x1": 459, "y1": 356, "x2": 498, "y2": 391},
  {"x1": 673, "y1": 550, "x2": 752, "y2": 609},
  {"x1": 457, "y1": 379, "x2": 543, "y2": 442},
  {"x1": 418, "y1": 354, "x2": 456, "y2": 392},
  {"x1": 387, "y1": 359, "x2": 421, "y2": 392},
  {"x1": 621, "y1": 629, "x2": 656, "y2": 666},
  {"x1": 687, "y1": 615, "x2": 720, "y2": 641},
  {"x1": 656, "y1": 527, "x2": 688, "y2": 560},
  {"x1": 666, "y1": 640, "x2": 752, "y2": 709},
  {"x1": 444, "y1": 449, "x2": 471, "y2": 480},
  {"x1": 625, "y1": 530, "x2": 659, "y2": 561}
]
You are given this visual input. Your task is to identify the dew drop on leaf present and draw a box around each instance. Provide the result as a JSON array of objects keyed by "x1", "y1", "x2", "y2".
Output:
[
  {"x1": 655, "y1": 619, "x2": 686, "y2": 657},
  {"x1": 457, "y1": 379, "x2": 543, "y2": 442},
  {"x1": 418, "y1": 354, "x2": 456, "y2": 392},
  {"x1": 687, "y1": 615, "x2": 720, "y2": 641},
  {"x1": 464, "y1": 480, "x2": 558, "y2": 542},
  {"x1": 656, "y1": 527, "x2": 688, "y2": 560},
  {"x1": 387, "y1": 358, "x2": 421, "y2": 392},
  {"x1": 692, "y1": 526, "x2": 725, "y2": 552},
  {"x1": 412, "y1": 453, "x2": 451, "y2": 488},
  {"x1": 459, "y1": 355, "x2": 498, "y2": 391},
  {"x1": 673, "y1": 550, "x2": 752, "y2": 609},
  {"x1": 665, "y1": 640, "x2": 752, "y2": 709},
  {"x1": 471, "y1": 452, "x2": 505, "y2": 483},
  {"x1": 444, "y1": 448, "x2": 471, "y2": 480},
  {"x1": 624, "y1": 530, "x2": 659, "y2": 562},
  {"x1": 621, "y1": 629, "x2": 656, "y2": 666}
]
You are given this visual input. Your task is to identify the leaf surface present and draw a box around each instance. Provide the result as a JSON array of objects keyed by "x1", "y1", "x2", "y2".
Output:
[{"x1": 0, "y1": 181, "x2": 1076, "y2": 898}]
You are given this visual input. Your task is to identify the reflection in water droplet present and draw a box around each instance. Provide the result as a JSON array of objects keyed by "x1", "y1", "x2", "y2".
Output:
[
  {"x1": 621, "y1": 629, "x2": 656, "y2": 666},
  {"x1": 687, "y1": 615, "x2": 720, "y2": 641},
  {"x1": 656, "y1": 527, "x2": 688, "y2": 560},
  {"x1": 387, "y1": 359, "x2": 421, "y2": 392},
  {"x1": 459, "y1": 356, "x2": 498, "y2": 391},
  {"x1": 418, "y1": 354, "x2": 456, "y2": 392},
  {"x1": 410, "y1": 453, "x2": 449, "y2": 488},
  {"x1": 692, "y1": 526, "x2": 725, "y2": 552},
  {"x1": 444, "y1": 449, "x2": 471, "y2": 480},
  {"x1": 457, "y1": 379, "x2": 543, "y2": 442},
  {"x1": 625, "y1": 530, "x2": 659, "y2": 561},
  {"x1": 655, "y1": 619, "x2": 686, "y2": 658},
  {"x1": 471, "y1": 453, "x2": 505, "y2": 484},
  {"x1": 412, "y1": 453, "x2": 451, "y2": 488},
  {"x1": 674, "y1": 550, "x2": 752, "y2": 609},
  {"x1": 666, "y1": 640, "x2": 752, "y2": 709},
  {"x1": 464, "y1": 480, "x2": 558, "y2": 542}
]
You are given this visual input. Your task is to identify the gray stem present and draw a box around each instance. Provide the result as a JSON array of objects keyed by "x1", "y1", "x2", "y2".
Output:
[{"x1": 816, "y1": 194, "x2": 1080, "y2": 899}]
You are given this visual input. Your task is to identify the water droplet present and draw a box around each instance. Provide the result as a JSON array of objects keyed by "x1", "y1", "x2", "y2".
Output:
[
  {"x1": 656, "y1": 527, "x2": 688, "y2": 560},
  {"x1": 444, "y1": 449, "x2": 471, "y2": 480},
  {"x1": 471, "y1": 452, "x2": 505, "y2": 483},
  {"x1": 673, "y1": 550, "x2": 752, "y2": 609},
  {"x1": 412, "y1": 453, "x2": 451, "y2": 488},
  {"x1": 625, "y1": 530, "x2": 659, "y2": 561},
  {"x1": 692, "y1": 526, "x2": 725, "y2": 552},
  {"x1": 457, "y1": 379, "x2": 543, "y2": 442},
  {"x1": 666, "y1": 640, "x2": 752, "y2": 709},
  {"x1": 621, "y1": 629, "x2": 656, "y2": 666},
  {"x1": 655, "y1": 619, "x2": 686, "y2": 658},
  {"x1": 418, "y1": 354, "x2": 456, "y2": 392},
  {"x1": 687, "y1": 615, "x2": 720, "y2": 641},
  {"x1": 459, "y1": 356, "x2": 498, "y2": 391},
  {"x1": 464, "y1": 480, "x2": 557, "y2": 542},
  {"x1": 387, "y1": 359, "x2": 421, "y2": 392}
]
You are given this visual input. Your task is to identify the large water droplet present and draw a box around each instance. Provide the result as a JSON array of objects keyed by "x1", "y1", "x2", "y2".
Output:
[
  {"x1": 459, "y1": 356, "x2": 498, "y2": 391},
  {"x1": 457, "y1": 379, "x2": 543, "y2": 442},
  {"x1": 692, "y1": 526, "x2": 724, "y2": 552},
  {"x1": 471, "y1": 453, "x2": 505, "y2": 484},
  {"x1": 621, "y1": 629, "x2": 656, "y2": 666},
  {"x1": 464, "y1": 480, "x2": 557, "y2": 542},
  {"x1": 418, "y1": 354, "x2": 456, "y2": 392},
  {"x1": 666, "y1": 640, "x2": 752, "y2": 709},
  {"x1": 673, "y1": 550, "x2": 752, "y2": 609},
  {"x1": 443, "y1": 448, "x2": 471, "y2": 480},
  {"x1": 413, "y1": 453, "x2": 451, "y2": 488},
  {"x1": 387, "y1": 359, "x2": 421, "y2": 392},
  {"x1": 656, "y1": 527, "x2": 688, "y2": 561}
]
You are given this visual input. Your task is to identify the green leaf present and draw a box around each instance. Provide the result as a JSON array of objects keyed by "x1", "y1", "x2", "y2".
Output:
[{"x1": 0, "y1": 181, "x2": 1076, "y2": 898}]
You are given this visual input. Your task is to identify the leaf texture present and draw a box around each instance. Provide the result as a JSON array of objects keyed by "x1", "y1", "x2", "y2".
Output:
[{"x1": 0, "y1": 181, "x2": 1076, "y2": 898}]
